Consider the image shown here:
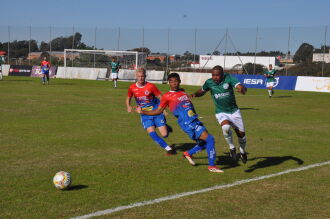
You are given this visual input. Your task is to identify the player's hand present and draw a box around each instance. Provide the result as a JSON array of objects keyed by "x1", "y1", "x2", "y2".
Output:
[
  {"x1": 135, "y1": 106, "x2": 142, "y2": 114},
  {"x1": 163, "y1": 110, "x2": 168, "y2": 116},
  {"x1": 127, "y1": 106, "x2": 133, "y2": 113},
  {"x1": 189, "y1": 93, "x2": 195, "y2": 99}
]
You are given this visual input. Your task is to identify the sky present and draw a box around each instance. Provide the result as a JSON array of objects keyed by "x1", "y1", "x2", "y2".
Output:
[{"x1": 1, "y1": 0, "x2": 329, "y2": 54}]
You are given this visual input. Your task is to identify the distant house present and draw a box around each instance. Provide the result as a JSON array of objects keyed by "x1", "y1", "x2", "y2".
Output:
[
  {"x1": 313, "y1": 51, "x2": 330, "y2": 63},
  {"x1": 147, "y1": 53, "x2": 175, "y2": 62}
]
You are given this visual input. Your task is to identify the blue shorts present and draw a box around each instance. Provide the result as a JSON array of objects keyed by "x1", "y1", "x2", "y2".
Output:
[
  {"x1": 42, "y1": 70, "x2": 49, "y2": 74},
  {"x1": 140, "y1": 114, "x2": 166, "y2": 129},
  {"x1": 179, "y1": 119, "x2": 206, "y2": 141}
]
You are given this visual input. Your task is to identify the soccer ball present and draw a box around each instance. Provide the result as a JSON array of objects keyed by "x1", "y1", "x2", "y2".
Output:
[{"x1": 53, "y1": 171, "x2": 71, "y2": 190}]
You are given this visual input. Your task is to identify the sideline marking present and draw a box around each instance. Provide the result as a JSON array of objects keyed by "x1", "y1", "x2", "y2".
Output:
[{"x1": 71, "y1": 161, "x2": 330, "y2": 219}]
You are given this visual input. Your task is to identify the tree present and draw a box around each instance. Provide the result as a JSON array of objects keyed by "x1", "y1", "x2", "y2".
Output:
[
  {"x1": 212, "y1": 50, "x2": 220, "y2": 55},
  {"x1": 293, "y1": 43, "x2": 314, "y2": 63},
  {"x1": 129, "y1": 47, "x2": 151, "y2": 54},
  {"x1": 243, "y1": 63, "x2": 264, "y2": 74}
]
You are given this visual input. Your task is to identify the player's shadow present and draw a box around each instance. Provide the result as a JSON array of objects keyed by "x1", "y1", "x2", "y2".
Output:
[
  {"x1": 245, "y1": 156, "x2": 304, "y2": 173},
  {"x1": 67, "y1": 185, "x2": 88, "y2": 191},
  {"x1": 239, "y1": 108, "x2": 259, "y2": 111},
  {"x1": 273, "y1": 96, "x2": 292, "y2": 98},
  {"x1": 173, "y1": 143, "x2": 240, "y2": 168}
]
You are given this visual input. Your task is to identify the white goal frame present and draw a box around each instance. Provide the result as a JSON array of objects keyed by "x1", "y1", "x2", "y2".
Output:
[{"x1": 63, "y1": 49, "x2": 141, "y2": 77}]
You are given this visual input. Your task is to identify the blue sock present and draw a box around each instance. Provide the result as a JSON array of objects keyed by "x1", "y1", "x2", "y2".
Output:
[
  {"x1": 188, "y1": 141, "x2": 206, "y2": 155},
  {"x1": 205, "y1": 134, "x2": 216, "y2": 166},
  {"x1": 149, "y1": 131, "x2": 168, "y2": 149},
  {"x1": 42, "y1": 77, "x2": 45, "y2": 83}
]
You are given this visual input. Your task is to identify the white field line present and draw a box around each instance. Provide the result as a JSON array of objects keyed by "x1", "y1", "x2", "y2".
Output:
[{"x1": 71, "y1": 160, "x2": 330, "y2": 219}]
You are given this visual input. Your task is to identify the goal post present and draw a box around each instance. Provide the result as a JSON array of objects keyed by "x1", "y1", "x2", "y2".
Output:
[{"x1": 63, "y1": 49, "x2": 147, "y2": 79}]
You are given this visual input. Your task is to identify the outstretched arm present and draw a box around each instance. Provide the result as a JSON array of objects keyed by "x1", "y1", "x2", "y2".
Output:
[
  {"x1": 190, "y1": 88, "x2": 207, "y2": 98},
  {"x1": 236, "y1": 84, "x2": 247, "y2": 95},
  {"x1": 136, "y1": 105, "x2": 167, "y2": 116}
]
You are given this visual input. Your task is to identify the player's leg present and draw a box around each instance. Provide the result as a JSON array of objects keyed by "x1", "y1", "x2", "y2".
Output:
[
  {"x1": 143, "y1": 117, "x2": 172, "y2": 154},
  {"x1": 42, "y1": 73, "x2": 46, "y2": 85},
  {"x1": 199, "y1": 130, "x2": 223, "y2": 173},
  {"x1": 216, "y1": 113, "x2": 237, "y2": 161},
  {"x1": 155, "y1": 114, "x2": 176, "y2": 155},
  {"x1": 231, "y1": 110, "x2": 247, "y2": 163},
  {"x1": 46, "y1": 72, "x2": 50, "y2": 84}
]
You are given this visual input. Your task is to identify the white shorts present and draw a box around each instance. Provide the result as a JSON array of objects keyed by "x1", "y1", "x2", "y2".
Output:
[
  {"x1": 111, "y1": 73, "x2": 118, "y2": 79},
  {"x1": 266, "y1": 82, "x2": 275, "y2": 88},
  {"x1": 215, "y1": 109, "x2": 245, "y2": 132}
]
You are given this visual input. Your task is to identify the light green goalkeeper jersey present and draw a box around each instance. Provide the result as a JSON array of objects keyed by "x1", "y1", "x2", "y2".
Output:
[
  {"x1": 264, "y1": 69, "x2": 276, "y2": 82},
  {"x1": 202, "y1": 73, "x2": 240, "y2": 114}
]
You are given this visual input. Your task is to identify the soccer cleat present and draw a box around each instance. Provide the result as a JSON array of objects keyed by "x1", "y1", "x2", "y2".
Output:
[
  {"x1": 183, "y1": 151, "x2": 196, "y2": 166},
  {"x1": 240, "y1": 152, "x2": 248, "y2": 164},
  {"x1": 166, "y1": 149, "x2": 177, "y2": 156},
  {"x1": 208, "y1": 166, "x2": 224, "y2": 173},
  {"x1": 230, "y1": 148, "x2": 238, "y2": 162}
]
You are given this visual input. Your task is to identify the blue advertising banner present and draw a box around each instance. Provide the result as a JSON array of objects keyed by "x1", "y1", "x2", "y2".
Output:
[{"x1": 232, "y1": 74, "x2": 297, "y2": 90}]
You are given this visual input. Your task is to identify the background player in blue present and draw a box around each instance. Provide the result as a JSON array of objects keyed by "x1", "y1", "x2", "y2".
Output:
[
  {"x1": 40, "y1": 57, "x2": 50, "y2": 85},
  {"x1": 126, "y1": 68, "x2": 175, "y2": 155},
  {"x1": 136, "y1": 73, "x2": 223, "y2": 173}
]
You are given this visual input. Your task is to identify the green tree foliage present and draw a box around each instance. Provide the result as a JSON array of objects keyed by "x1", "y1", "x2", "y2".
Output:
[
  {"x1": 243, "y1": 62, "x2": 264, "y2": 74},
  {"x1": 0, "y1": 40, "x2": 38, "y2": 58},
  {"x1": 130, "y1": 47, "x2": 151, "y2": 54},
  {"x1": 293, "y1": 43, "x2": 314, "y2": 63}
]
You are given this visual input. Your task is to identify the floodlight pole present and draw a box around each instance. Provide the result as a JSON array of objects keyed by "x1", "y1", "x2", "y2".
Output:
[
  {"x1": 286, "y1": 26, "x2": 291, "y2": 76},
  {"x1": 7, "y1": 25, "x2": 10, "y2": 64},
  {"x1": 253, "y1": 27, "x2": 259, "y2": 75},
  {"x1": 94, "y1": 27, "x2": 97, "y2": 68},
  {"x1": 224, "y1": 28, "x2": 228, "y2": 70},
  {"x1": 49, "y1": 26, "x2": 52, "y2": 64},
  {"x1": 321, "y1": 25, "x2": 327, "y2": 77},
  {"x1": 166, "y1": 28, "x2": 170, "y2": 73},
  {"x1": 29, "y1": 25, "x2": 31, "y2": 65},
  {"x1": 72, "y1": 25, "x2": 75, "y2": 67},
  {"x1": 194, "y1": 28, "x2": 197, "y2": 70}
]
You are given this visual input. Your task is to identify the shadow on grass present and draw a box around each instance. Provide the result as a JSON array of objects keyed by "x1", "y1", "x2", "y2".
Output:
[
  {"x1": 245, "y1": 156, "x2": 304, "y2": 173},
  {"x1": 239, "y1": 108, "x2": 259, "y2": 111},
  {"x1": 273, "y1": 96, "x2": 293, "y2": 98},
  {"x1": 67, "y1": 185, "x2": 88, "y2": 191},
  {"x1": 49, "y1": 83, "x2": 75, "y2": 86},
  {"x1": 172, "y1": 143, "x2": 241, "y2": 169}
]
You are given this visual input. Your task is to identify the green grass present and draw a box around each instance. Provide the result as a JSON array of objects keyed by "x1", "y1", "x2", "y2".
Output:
[{"x1": 0, "y1": 76, "x2": 329, "y2": 219}]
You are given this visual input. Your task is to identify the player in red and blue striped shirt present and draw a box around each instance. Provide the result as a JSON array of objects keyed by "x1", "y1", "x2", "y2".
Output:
[{"x1": 136, "y1": 73, "x2": 223, "y2": 173}]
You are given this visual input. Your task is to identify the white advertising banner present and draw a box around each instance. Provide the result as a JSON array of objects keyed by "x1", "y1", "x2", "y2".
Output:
[
  {"x1": 57, "y1": 67, "x2": 106, "y2": 80},
  {"x1": 295, "y1": 76, "x2": 330, "y2": 93},
  {"x1": 1, "y1": 64, "x2": 10, "y2": 76},
  {"x1": 175, "y1": 72, "x2": 211, "y2": 86}
]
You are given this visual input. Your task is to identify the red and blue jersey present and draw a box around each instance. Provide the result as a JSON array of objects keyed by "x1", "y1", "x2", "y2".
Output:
[
  {"x1": 127, "y1": 82, "x2": 161, "y2": 111},
  {"x1": 159, "y1": 90, "x2": 198, "y2": 125},
  {"x1": 41, "y1": 60, "x2": 50, "y2": 72}
]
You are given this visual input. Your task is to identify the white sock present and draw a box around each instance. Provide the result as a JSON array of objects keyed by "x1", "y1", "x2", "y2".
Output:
[
  {"x1": 238, "y1": 136, "x2": 247, "y2": 154},
  {"x1": 165, "y1": 146, "x2": 172, "y2": 151},
  {"x1": 222, "y1": 124, "x2": 235, "y2": 150},
  {"x1": 268, "y1": 90, "x2": 272, "y2": 96},
  {"x1": 114, "y1": 80, "x2": 117, "y2": 87}
]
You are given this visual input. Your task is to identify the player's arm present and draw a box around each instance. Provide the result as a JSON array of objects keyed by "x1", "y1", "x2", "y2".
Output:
[
  {"x1": 126, "y1": 96, "x2": 134, "y2": 113},
  {"x1": 136, "y1": 105, "x2": 166, "y2": 116},
  {"x1": 236, "y1": 84, "x2": 247, "y2": 95},
  {"x1": 190, "y1": 88, "x2": 207, "y2": 98}
]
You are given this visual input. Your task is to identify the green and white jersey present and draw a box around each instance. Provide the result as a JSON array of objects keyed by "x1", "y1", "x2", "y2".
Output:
[
  {"x1": 110, "y1": 61, "x2": 120, "y2": 73},
  {"x1": 264, "y1": 69, "x2": 276, "y2": 83},
  {"x1": 0, "y1": 56, "x2": 4, "y2": 65},
  {"x1": 202, "y1": 73, "x2": 240, "y2": 114}
]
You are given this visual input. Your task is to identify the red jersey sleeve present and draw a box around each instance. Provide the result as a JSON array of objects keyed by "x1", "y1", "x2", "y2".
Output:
[
  {"x1": 127, "y1": 86, "x2": 133, "y2": 98},
  {"x1": 159, "y1": 93, "x2": 169, "y2": 109}
]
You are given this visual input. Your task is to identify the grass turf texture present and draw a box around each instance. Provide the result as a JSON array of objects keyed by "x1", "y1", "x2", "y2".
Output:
[{"x1": 0, "y1": 76, "x2": 329, "y2": 218}]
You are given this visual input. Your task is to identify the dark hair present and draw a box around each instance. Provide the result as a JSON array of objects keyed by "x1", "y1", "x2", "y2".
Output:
[
  {"x1": 212, "y1": 65, "x2": 224, "y2": 72},
  {"x1": 168, "y1": 72, "x2": 181, "y2": 81}
]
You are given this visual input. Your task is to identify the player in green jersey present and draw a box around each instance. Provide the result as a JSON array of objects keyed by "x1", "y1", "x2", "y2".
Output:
[
  {"x1": 109, "y1": 57, "x2": 121, "y2": 88},
  {"x1": 0, "y1": 53, "x2": 5, "y2": 80},
  {"x1": 191, "y1": 65, "x2": 248, "y2": 163},
  {"x1": 264, "y1": 64, "x2": 276, "y2": 98}
]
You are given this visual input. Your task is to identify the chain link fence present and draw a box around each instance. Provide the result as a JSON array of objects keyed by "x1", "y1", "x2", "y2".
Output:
[{"x1": 0, "y1": 25, "x2": 329, "y2": 76}]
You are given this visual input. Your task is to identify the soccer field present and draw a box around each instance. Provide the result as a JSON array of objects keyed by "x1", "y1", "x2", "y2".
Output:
[{"x1": 1, "y1": 76, "x2": 329, "y2": 219}]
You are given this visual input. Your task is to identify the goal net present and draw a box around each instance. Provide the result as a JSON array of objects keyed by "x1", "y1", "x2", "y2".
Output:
[{"x1": 63, "y1": 49, "x2": 147, "y2": 80}]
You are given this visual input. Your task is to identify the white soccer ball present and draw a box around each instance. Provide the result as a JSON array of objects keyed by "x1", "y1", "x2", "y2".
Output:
[{"x1": 53, "y1": 171, "x2": 71, "y2": 190}]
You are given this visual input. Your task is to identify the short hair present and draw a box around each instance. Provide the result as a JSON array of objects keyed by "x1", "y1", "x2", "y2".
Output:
[
  {"x1": 168, "y1": 72, "x2": 181, "y2": 82},
  {"x1": 136, "y1": 68, "x2": 146, "y2": 75},
  {"x1": 212, "y1": 65, "x2": 223, "y2": 72}
]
